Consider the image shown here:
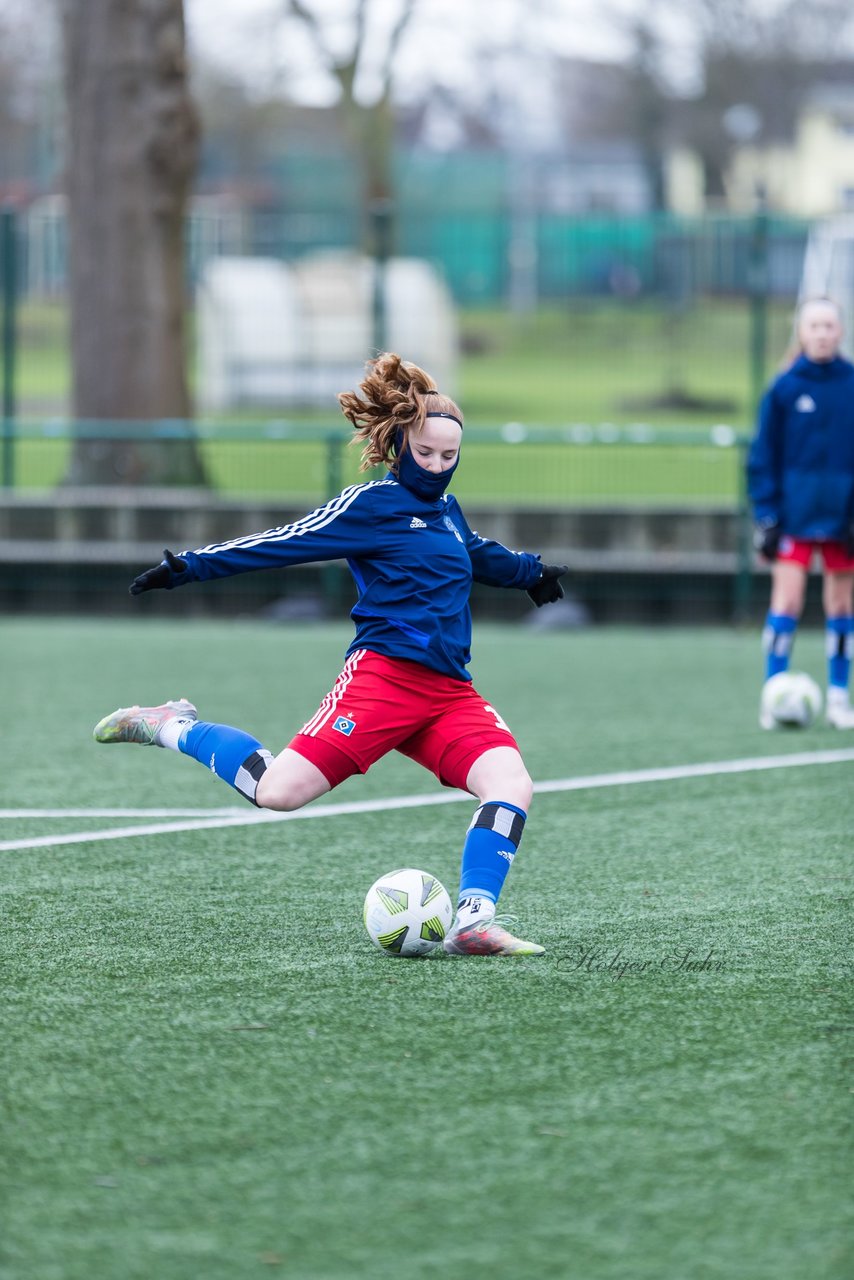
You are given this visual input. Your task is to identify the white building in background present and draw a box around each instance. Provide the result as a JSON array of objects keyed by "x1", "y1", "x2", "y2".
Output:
[
  {"x1": 725, "y1": 87, "x2": 854, "y2": 217},
  {"x1": 664, "y1": 148, "x2": 706, "y2": 218},
  {"x1": 196, "y1": 250, "x2": 457, "y2": 412}
]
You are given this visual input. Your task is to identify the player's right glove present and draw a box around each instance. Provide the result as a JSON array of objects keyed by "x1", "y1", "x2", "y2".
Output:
[
  {"x1": 526, "y1": 564, "x2": 568, "y2": 607},
  {"x1": 129, "y1": 548, "x2": 187, "y2": 595},
  {"x1": 753, "y1": 520, "x2": 781, "y2": 562}
]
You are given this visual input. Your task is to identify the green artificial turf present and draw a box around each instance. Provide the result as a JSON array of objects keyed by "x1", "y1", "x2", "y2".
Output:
[{"x1": 2, "y1": 620, "x2": 852, "y2": 1280}]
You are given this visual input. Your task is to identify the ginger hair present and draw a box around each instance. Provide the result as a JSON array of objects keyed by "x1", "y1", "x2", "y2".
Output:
[{"x1": 338, "y1": 352, "x2": 463, "y2": 473}]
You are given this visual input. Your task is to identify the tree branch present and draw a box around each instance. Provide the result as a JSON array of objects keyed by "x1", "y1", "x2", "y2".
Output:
[
  {"x1": 286, "y1": 0, "x2": 418, "y2": 107},
  {"x1": 379, "y1": 0, "x2": 418, "y2": 102},
  {"x1": 284, "y1": 0, "x2": 335, "y2": 70}
]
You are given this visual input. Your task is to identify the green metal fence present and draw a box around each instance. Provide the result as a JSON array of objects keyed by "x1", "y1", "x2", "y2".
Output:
[
  {"x1": 0, "y1": 415, "x2": 751, "y2": 502},
  {"x1": 2, "y1": 204, "x2": 809, "y2": 429},
  {"x1": 1, "y1": 200, "x2": 790, "y2": 622},
  {"x1": 0, "y1": 418, "x2": 758, "y2": 623}
]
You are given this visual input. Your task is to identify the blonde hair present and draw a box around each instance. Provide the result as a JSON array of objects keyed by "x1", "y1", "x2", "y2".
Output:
[
  {"x1": 338, "y1": 352, "x2": 463, "y2": 472},
  {"x1": 780, "y1": 296, "x2": 843, "y2": 369}
]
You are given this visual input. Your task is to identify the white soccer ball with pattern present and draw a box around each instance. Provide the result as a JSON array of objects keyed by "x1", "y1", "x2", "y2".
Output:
[
  {"x1": 363, "y1": 868, "x2": 453, "y2": 957},
  {"x1": 760, "y1": 671, "x2": 823, "y2": 728}
]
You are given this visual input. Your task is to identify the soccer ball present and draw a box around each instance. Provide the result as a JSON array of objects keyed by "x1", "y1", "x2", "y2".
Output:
[
  {"x1": 760, "y1": 671, "x2": 823, "y2": 728},
  {"x1": 363, "y1": 868, "x2": 453, "y2": 957}
]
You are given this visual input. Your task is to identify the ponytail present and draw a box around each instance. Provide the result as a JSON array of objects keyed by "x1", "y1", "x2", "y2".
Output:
[{"x1": 338, "y1": 352, "x2": 463, "y2": 472}]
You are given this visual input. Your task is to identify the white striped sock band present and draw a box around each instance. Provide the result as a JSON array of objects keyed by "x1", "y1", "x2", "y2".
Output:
[
  {"x1": 233, "y1": 749, "x2": 274, "y2": 806},
  {"x1": 468, "y1": 802, "x2": 526, "y2": 847}
]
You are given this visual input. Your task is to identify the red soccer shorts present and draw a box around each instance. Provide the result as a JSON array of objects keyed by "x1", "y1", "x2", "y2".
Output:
[
  {"x1": 777, "y1": 537, "x2": 854, "y2": 572},
  {"x1": 286, "y1": 649, "x2": 519, "y2": 791}
]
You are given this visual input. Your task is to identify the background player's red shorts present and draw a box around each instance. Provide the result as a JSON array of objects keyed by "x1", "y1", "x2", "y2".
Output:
[
  {"x1": 777, "y1": 537, "x2": 854, "y2": 572},
  {"x1": 287, "y1": 649, "x2": 519, "y2": 791}
]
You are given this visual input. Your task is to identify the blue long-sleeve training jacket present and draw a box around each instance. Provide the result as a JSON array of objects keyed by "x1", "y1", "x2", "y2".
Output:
[
  {"x1": 172, "y1": 474, "x2": 543, "y2": 682},
  {"x1": 747, "y1": 353, "x2": 854, "y2": 539}
]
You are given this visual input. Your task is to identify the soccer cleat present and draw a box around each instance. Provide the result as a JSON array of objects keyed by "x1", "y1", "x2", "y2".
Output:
[
  {"x1": 826, "y1": 696, "x2": 854, "y2": 729},
  {"x1": 93, "y1": 698, "x2": 197, "y2": 746},
  {"x1": 443, "y1": 916, "x2": 545, "y2": 956}
]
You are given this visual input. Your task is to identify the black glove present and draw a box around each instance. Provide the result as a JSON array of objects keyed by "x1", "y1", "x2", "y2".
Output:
[
  {"x1": 753, "y1": 521, "x2": 781, "y2": 562},
  {"x1": 129, "y1": 548, "x2": 187, "y2": 596},
  {"x1": 526, "y1": 564, "x2": 568, "y2": 608}
]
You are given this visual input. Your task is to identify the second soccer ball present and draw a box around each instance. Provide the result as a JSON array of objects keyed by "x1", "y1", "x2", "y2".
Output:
[{"x1": 760, "y1": 671, "x2": 823, "y2": 728}]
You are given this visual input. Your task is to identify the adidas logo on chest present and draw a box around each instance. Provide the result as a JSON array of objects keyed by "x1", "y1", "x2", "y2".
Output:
[{"x1": 409, "y1": 516, "x2": 427, "y2": 529}]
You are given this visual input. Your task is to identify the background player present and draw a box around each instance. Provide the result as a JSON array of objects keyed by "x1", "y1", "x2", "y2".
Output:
[{"x1": 748, "y1": 297, "x2": 854, "y2": 729}]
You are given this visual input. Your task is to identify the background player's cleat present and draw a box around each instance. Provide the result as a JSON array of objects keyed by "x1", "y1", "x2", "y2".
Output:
[
  {"x1": 826, "y1": 694, "x2": 854, "y2": 729},
  {"x1": 93, "y1": 698, "x2": 197, "y2": 746},
  {"x1": 443, "y1": 916, "x2": 545, "y2": 956}
]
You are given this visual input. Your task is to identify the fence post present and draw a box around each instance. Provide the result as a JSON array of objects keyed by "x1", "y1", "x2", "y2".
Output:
[
  {"x1": 325, "y1": 432, "x2": 343, "y2": 500},
  {"x1": 323, "y1": 433, "x2": 345, "y2": 613},
  {"x1": 370, "y1": 198, "x2": 393, "y2": 355},
  {"x1": 1, "y1": 206, "x2": 17, "y2": 488},
  {"x1": 732, "y1": 437, "x2": 753, "y2": 624},
  {"x1": 737, "y1": 205, "x2": 768, "y2": 625},
  {"x1": 748, "y1": 203, "x2": 768, "y2": 422}
]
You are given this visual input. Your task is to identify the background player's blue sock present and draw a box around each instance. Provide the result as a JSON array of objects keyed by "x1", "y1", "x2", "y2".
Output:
[
  {"x1": 179, "y1": 721, "x2": 272, "y2": 805},
  {"x1": 456, "y1": 801, "x2": 527, "y2": 923},
  {"x1": 826, "y1": 616, "x2": 853, "y2": 691},
  {"x1": 762, "y1": 612, "x2": 798, "y2": 679}
]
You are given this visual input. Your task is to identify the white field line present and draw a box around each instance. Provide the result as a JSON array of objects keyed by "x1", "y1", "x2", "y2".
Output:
[
  {"x1": 1, "y1": 747, "x2": 852, "y2": 854},
  {"x1": 0, "y1": 808, "x2": 248, "y2": 818}
]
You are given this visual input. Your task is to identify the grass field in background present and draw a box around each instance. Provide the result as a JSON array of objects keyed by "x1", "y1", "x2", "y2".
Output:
[
  {"x1": 16, "y1": 298, "x2": 794, "y2": 426},
  {"x1": 9, "y1": 297, "x2": 788, "y2": 499},
  {"x1": 457, "y1": 300, "x2": 793, "y2": 428},
  {"x1": 2, "y1": 619, "x2": 851, "y2": 1280},
  {"x1": 10, "y1": 433, "x2": 746, "y2": 505}
]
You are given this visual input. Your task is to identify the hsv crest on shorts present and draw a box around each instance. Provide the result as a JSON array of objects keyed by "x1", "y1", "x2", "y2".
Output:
[{"x1": 332, "y1": 715, "x2": 356, "y2": 736}]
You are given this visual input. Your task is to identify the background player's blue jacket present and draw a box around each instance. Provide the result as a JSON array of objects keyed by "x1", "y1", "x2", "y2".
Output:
[
  {"x1": 172, "y1": 475, "x2": 543, "y2": 682},
  {"x1": 747, "y1": 353, "x2": 854, "y2": 538}
]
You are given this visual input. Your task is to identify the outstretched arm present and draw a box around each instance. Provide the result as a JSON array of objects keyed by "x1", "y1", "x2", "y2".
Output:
[
  {"x1": 127, "y1": 482, "x2": 383, "y2": 593},
  {"x1": 451, "y1": 501, "x2": 566, "y2": 600}
]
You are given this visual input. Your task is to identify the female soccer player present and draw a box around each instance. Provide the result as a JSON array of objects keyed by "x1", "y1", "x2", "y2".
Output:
[
  {"x1": 748, "y1": 297, "x2": 854, "y2": 729},
  {"x1": 94, "y1": 353, "x2": 567, "y2": 955}
]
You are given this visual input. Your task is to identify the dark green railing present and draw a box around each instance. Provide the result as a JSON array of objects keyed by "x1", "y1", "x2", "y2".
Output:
[{"x1": 0, "y1": 416, "x2": 755, "y2": 619}]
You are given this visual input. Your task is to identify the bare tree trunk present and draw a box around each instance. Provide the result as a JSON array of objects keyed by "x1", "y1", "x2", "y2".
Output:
[{"x1": 61, "y1": 0, "x2": 204, "y2": 484}]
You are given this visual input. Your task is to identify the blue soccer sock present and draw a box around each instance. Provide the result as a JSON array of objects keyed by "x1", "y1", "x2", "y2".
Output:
[
  {"x1": 179, "y1": 721, "x2": 273, "y2": 806},
  {"x1": 456, "y1": 801, "x2": 527, "y2": 922},
  {"x1": 762, "y1": 612, "x2": 798, "y2": 680},
  {"x1": 826, "y1": 616, "x2": 854, "y2": 691}
]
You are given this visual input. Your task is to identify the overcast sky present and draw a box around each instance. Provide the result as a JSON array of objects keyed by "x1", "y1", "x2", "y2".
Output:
[{"x1": 183, "y1": 0, "x2": 689, "y2": 106}]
